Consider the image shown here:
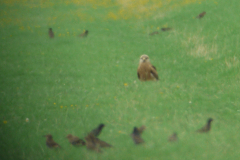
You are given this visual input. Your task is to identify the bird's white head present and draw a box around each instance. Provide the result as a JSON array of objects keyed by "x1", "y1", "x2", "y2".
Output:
[{"x1": 139, "y1": 55, "x2": 150, "y2": 63}]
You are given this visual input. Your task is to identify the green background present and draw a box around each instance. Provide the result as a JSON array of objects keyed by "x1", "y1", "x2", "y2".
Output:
[{"x1": 0, "y1": 0, "x2": 239, "y2": 159}]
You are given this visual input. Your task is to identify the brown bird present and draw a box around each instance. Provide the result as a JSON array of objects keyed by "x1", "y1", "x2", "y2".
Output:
[
  {"x1": 66, "y1": 134, "x2": 85, "y2": 146},
  {"x1": 79, "y1": 30, "x2": 88, "y2": 37},
  {"x1": 84, "y1": 133, "x2": 102, "y2": 153},
  {"x1": 168, "y1": 132, "x2": 178, "y2": 142},
  {"x1": 137, "y1": 125, "x2": 146, "y2": 134},
  {"x1": 196, "y1": 118, "x2": 214, "y2": 133},
  {"x1": 149, "y1": 31, "x2": 159, "y2": 36},
  {"x1": 44, "y1": 134, "x2": 61, "y2": 148},
  {"x1": 131, "y1": 127, "x2": 144, "y2": 144},
  {"x1": 196, "y1": 11, "x2": 206, "y2": 19},
  {"x1": 91, "y1": 124, "x2": 105, "y2": 137},
  {"x1": 161, "y1": 27, "x2": 172, "y2": 31},
  {"x1": 137, "y1": 55, "x2": 159, "y2": 81},
  {"x1": 48, "y1": 28, "x2": 54, "y2": 38}
]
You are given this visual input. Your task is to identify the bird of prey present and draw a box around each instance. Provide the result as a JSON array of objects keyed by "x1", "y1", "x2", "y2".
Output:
[
  {"x1": 137, "y1": 55, "x2": 159, "y2": 81},
  {"x1": 66, "y1": 134, "x2": 85, "y2": 146},
  {"x1": 196, "y1": 118, "x2": 213, "y2": 133},
  {"x1": 161, "y1": 27, "x2": 172, "y2": 31},
  {"x1": 48, "y1": 28, "x2": 54, "y2": 38},
  {"x1": 196, "y1": 12, "x2": 206, "y2": 19},
  {"x1": 149, "y1": 31, "x2": 159, "y2": 36},
  {"x1": 131, "y1": 127, "x2": 144, "y2": 144},
  {"x1": 44, "y1": 134, "x2": 61, "y2": 148},
  {"x1": 79, "y1": 30, "x2": 88, "y2": 37},
  {"x1": 91, "y1": 124, "x2": 105, "y2": 137},
  {"x1": 168, "y1": 132, "x2": 178, "y2": 142}
]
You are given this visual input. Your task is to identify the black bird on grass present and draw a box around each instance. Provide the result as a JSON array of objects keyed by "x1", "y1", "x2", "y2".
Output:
[
  {"x1": 131, "y1": 127, "x2": 144, "y2": 144},
  {"x1": 196, "y1": 11, "x2": 206, "y2": 19},
  {"x1": 91, "y1": 124, "x2": 105, "y2": 137},
  {"x1": 48, "y1": 28, "x2": 54, "y2": 38},
  {"x1": 44, "y1": 134, "x2": 61, "y2": 148},
  {"x1": 66, "y1": 134, "x2": 85, "y2": 146},
  {"x1": 79, "y1": 30, "x2": 88, "y2": 37},
  {"x1": 161, "y1": 27, "x2": 172, "y2": 31},
  {"x1": 84, "y1": 133, "x2": 102, "y2": 153},
  {"x1": 196, "y1": 118, "x2": 213, "y2": 133},
  {"x1": 168, "y1": 132, "x2": 178, "y2": 142}
]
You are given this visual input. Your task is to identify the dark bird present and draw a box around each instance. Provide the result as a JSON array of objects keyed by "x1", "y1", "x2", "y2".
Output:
[
  {"x1": 196, "y1": 11, "x2": 206, "y2": 19},
  {"x1": 44, "y1": 134, "x2": 61, "y2": 148},
  {"x1": 84, "y1": 133, "x2": 102, "y2": 153},
  {"x1": 137, "y1": 125, "x2": 146, "y2": 134},
  {"x1": 149, "y1": 31, "x2": 159, "y2": 36},
  {"x1": 91, "y1": 124, "x2": 105, "y2": 137},
  {"x1": 66, "y1": 134, "x2": 85, "y2": 146},
  {"x1": 168, "y1": 132, "x2": 178, "y2": 142},
  {"x1": 48, "y1": 28, "x2": 54, "y2": 38},
  {"x1": 161, "y1": 27, "x2": 172, "y2": 31},
  {"x1": 131, "y1": 127, "x2": 144, "y2": 144},
  {"x1": 196, "y1": 118, "x2": 213, "y2": 133},
  {"x1": 79, "y1": 30, "x2": 88, "y2": 37}
]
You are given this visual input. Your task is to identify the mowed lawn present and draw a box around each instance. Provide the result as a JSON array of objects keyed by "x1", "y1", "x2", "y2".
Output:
[{"x1": 0, "y1": 0, "x2": 240, "y2": 159}]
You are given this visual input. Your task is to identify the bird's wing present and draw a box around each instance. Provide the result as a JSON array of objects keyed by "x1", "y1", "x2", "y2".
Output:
[{"x1": 150, "y1": 65, "x2": 159, "y2": 80}]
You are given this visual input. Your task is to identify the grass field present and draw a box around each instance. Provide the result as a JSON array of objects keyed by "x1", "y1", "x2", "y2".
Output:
[{"x1": 1, "y1": 0, "x2": 240, "y2": 159}]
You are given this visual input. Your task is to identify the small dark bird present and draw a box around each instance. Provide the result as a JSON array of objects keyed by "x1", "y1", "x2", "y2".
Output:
[
  {"x1": 161, "y1": 27, "x2": 172, "y2": 31},
  {"x1": 84, "y1": 133, "x2": 102, "y2": 153},
  {"x1": 137, "y1": 125, "x2": 146, "y2": 134},
  {"x1": 196, "y1": 118, "x2": 214, "y2": 133},
  {"x1": 149, "y1": 31, "x2": 159, "y2": 36},
  {"x1": 79, "y1": 30, "x2": 88, "y2": 37},
  {"x1": 48, "y1": 28, "x2": 54, "y2": 38},
  {"x1": 168, "y1": 132, "x2": 178, "y2": 142},
  {"x1": 91, "y1": 124, "x2": 105, "y2": 137},
  {"x1": 44, "y1": 134, "x2": 61, "y2": 148},
  {"x1": 66, "y1": 134, "x2": 85, "y2": 146},
  {"x1": 196, "y1": 12, "x2": 206, "y2": 19},
  {"x1": 131, "y1": 127, "x2": 144, "y2": 144}
]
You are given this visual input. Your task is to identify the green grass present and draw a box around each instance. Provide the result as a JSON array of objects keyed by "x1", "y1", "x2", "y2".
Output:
[{"x1": 1, "y1": 0, "x2": 240, "y2": 159}]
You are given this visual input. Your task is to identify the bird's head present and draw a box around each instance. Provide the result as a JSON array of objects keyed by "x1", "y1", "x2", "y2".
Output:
[
  {"x1": 139, "y1": 55, "x2": 150, "y2": 63},
  {"x1": 207, "y1": 118, "x2": 213, "y2": 124},
  {"x1": 44, "y1": 134, "x2": 53, "y2": 139},
  {"x1": 98, "y1": 123, "x2": 105, "y2": 129}
]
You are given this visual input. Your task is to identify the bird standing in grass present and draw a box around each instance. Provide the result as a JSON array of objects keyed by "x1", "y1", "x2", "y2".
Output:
[
  {"x1": 196, "y1": 118, "x2": 213, "y2": 133},
  {"x1": 131, "y1": 127, "x2": 144, "y2": 144},
  {"x1": 84, "y1": 133, "x2": 102, "y2": 153},
  {"x1": 66, "y1": 134, "x2": 85, "y2": 146},
  {"x1": 161, "y1": 27, "x2": 172, "y2": 31},
  {"x1": 79, "y1": 30, "x2": 88, "y2": 37},
  {"x1": 196, "y1": 12, "x2": 206, "y2": 19},
  {"x1": 168, "y1": 132, "x2": 178, "y2": 142},
  {"x1": 137, "y1": 55, "x2": 159, "y2": 81},
  {"x1": 91, "y1": 124, "x2": 105, "y2": 137},
  {"x1": 44, "y1": 134, "x2": 61, "y2": 148},
  {"x1": 48, "y1": 28, "x2": 54, "y2": 38}
]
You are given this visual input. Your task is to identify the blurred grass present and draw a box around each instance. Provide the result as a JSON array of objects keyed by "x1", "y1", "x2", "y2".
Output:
[{"x1": 0, "y1": 0, "x2": 240, "y2": 159}]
